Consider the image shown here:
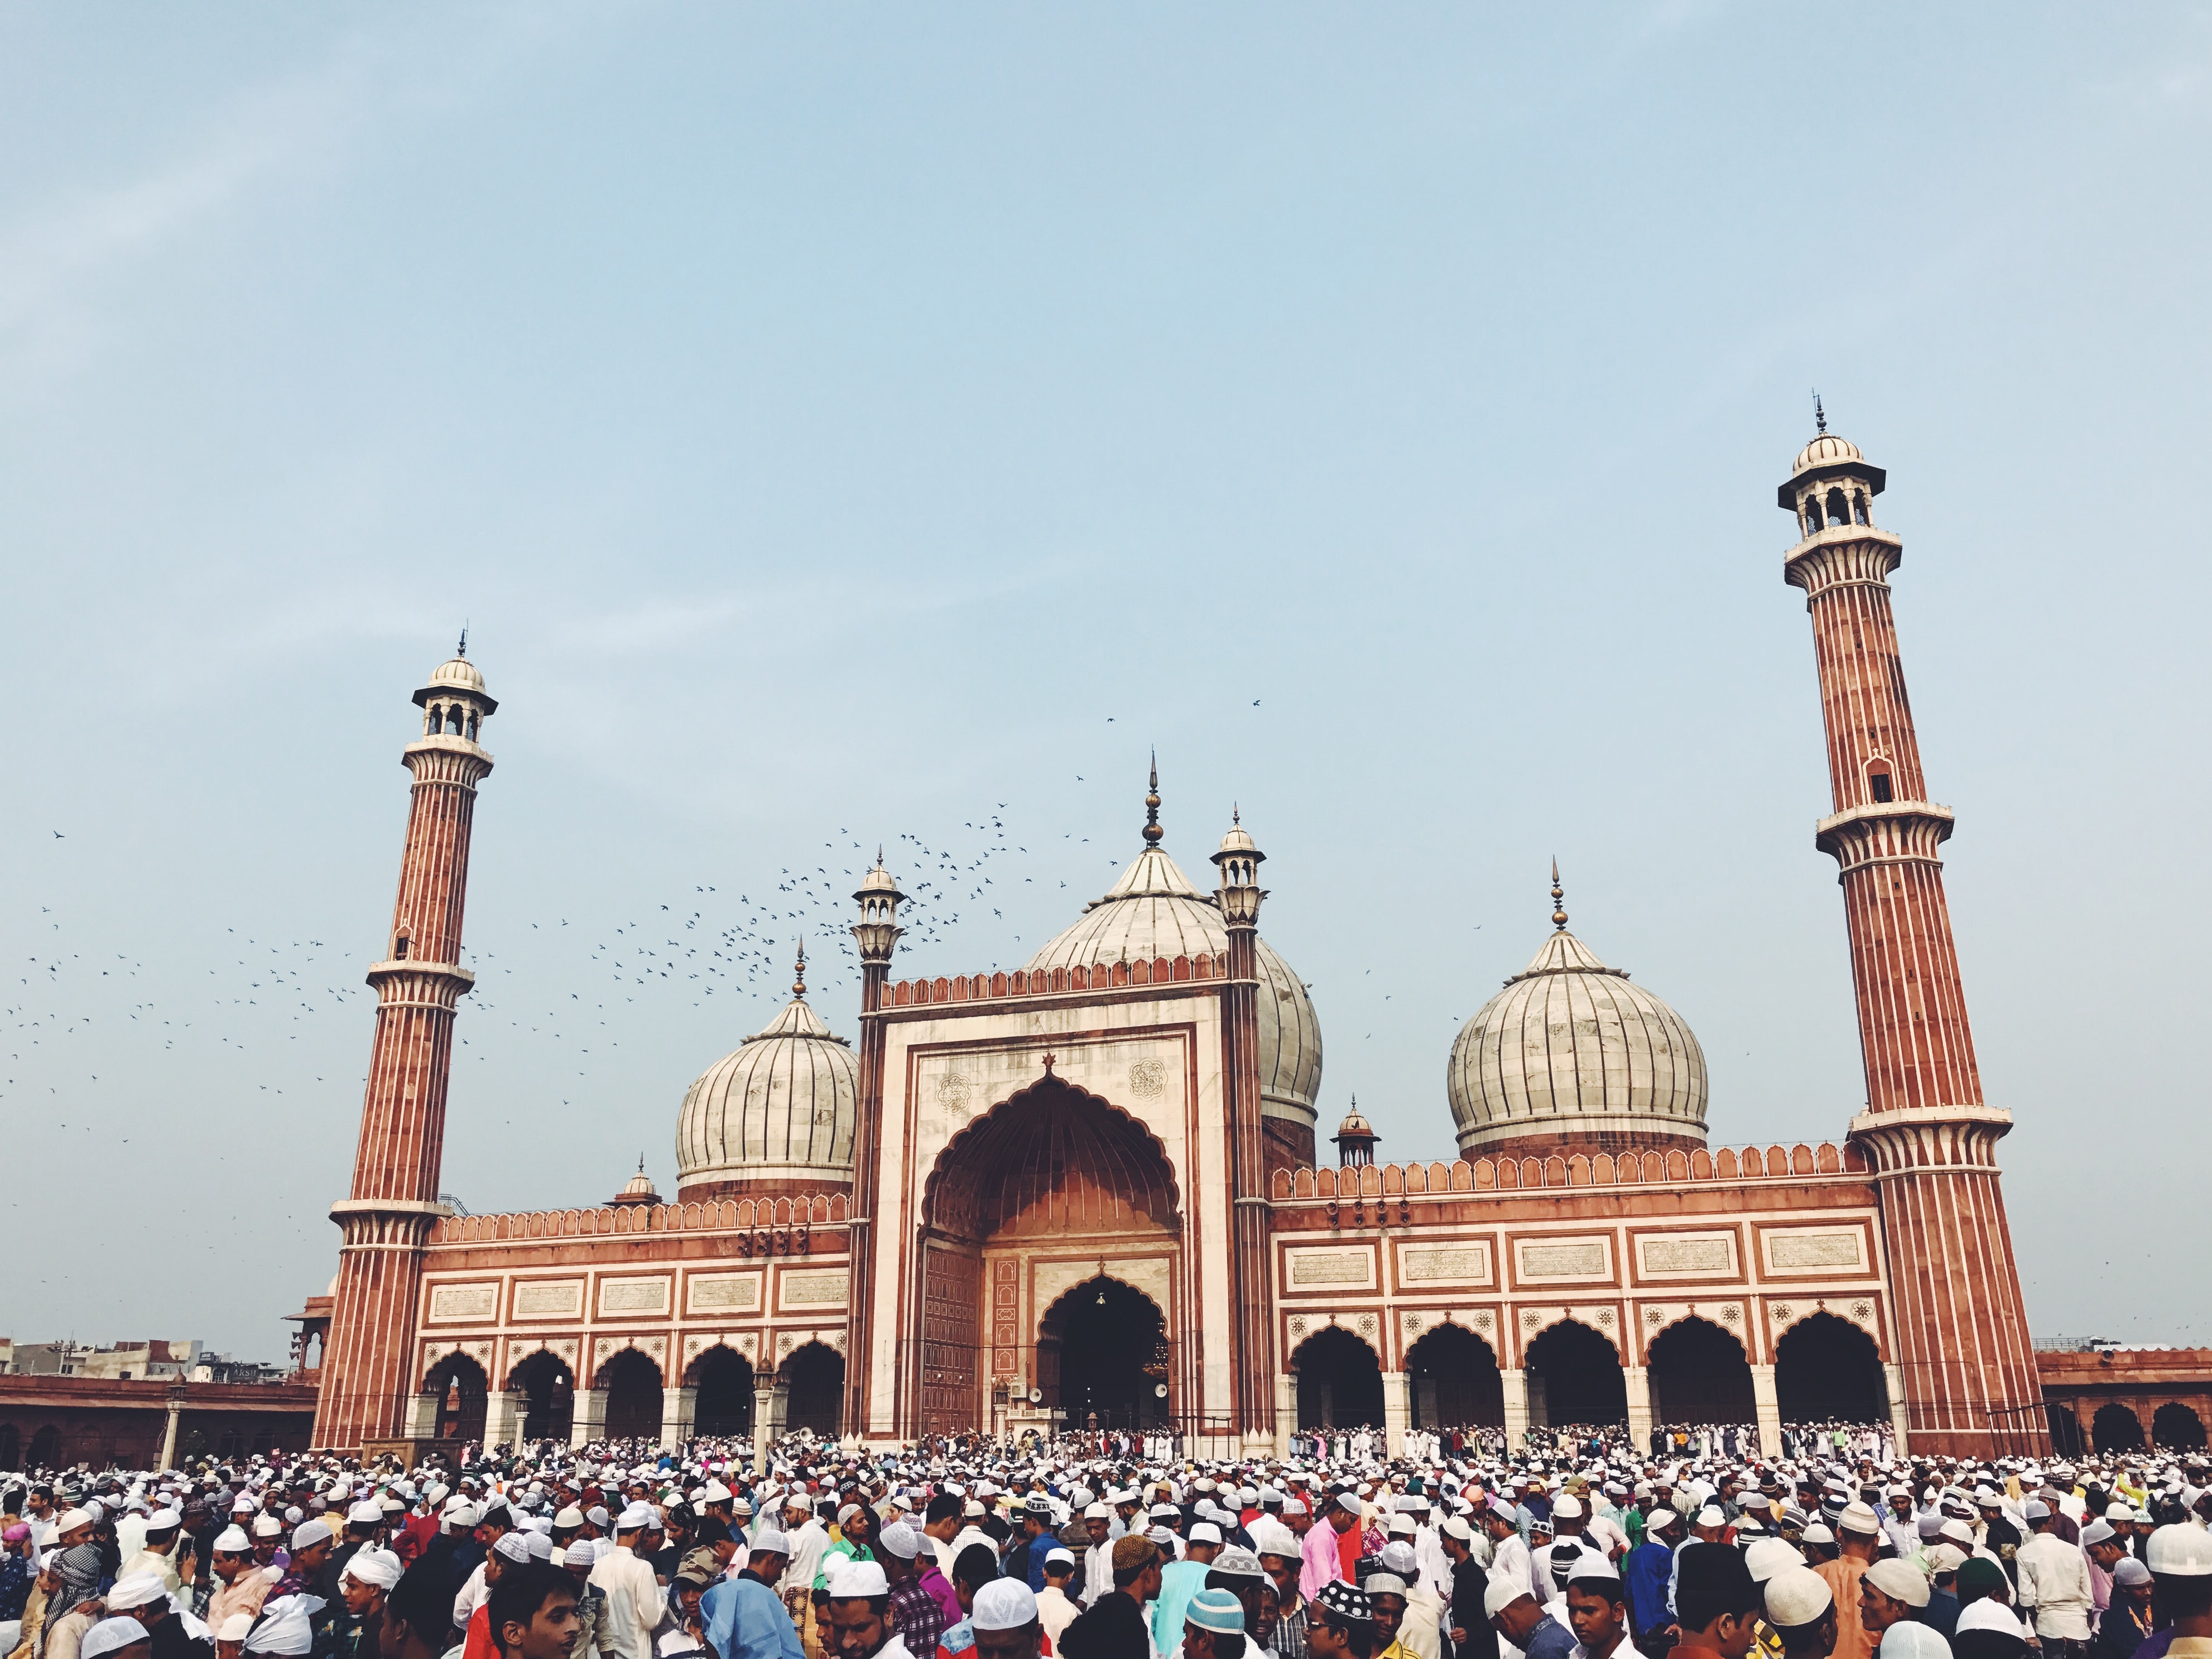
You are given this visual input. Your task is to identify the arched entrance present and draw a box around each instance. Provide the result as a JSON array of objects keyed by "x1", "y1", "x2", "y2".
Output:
[
  {"x1": 2094, "y1": 1402, "x2": 2145, "y2": 1452},
  {"x1": 0, "y1": 1424, "x2": 18, "y2": 1469},
  {"x1": 1293, "y1": 1328, "x2": 1384, "y2": 1429},
  {"x1": 690, "y1": 1346, "x2": 754, "y2": 1437},
  {"x1": 424, "y1": 1353, "x2": 488, "y2": 1443},
  {"x1": 1039, "y1": 1277, "x2": 1169, "y2": 1429},
  {"x1": 600, "y1": 1349, "x2": 662, "y2": 1442},
  {"x1": 1647, "y1": 1318, "x2": 1755, "y2": 1425},
  {"x1": 1526, "y1": 1321, "x2": 1626, "y2": 1426},
  {"x1": 920, "y1": 1074, "x2": 1182, "y2": 1436},
  {"x1": 2153, "y1": 1402, "x2": 2208, "y2": 1451},
  {"x1": 26, "y1": 1425, "x2": 61, "y2": 1471},
  {"x1": 1775, "y1": 1313, "x2": 1884, "y2": 1421},
  {"x1": 782, "y1": 1343, "x2": 844, "y2": 1437},
  {"x1": 1407, "y1": 1325, "x2": 1503, "y2": 1427},
  {"x1": 509, "y1": 1350, "x2": 575, "y2": 1442}
]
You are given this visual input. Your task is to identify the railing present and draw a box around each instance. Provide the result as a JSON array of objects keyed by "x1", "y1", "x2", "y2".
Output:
[
  {"x1": 429, "y1": 1191, "x2": 849, "y2": 1244},
  {"x1": 1270, "y1": 1141, "x2": 1866, "y2": 1201}
]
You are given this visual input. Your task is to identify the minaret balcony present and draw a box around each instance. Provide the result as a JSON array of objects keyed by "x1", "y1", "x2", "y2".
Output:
[{"x1": 1814, "y1": 799, "x2": 1954, "y2": 872}]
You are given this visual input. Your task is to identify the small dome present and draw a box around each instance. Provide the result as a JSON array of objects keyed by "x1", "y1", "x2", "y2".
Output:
[
  {"x1": 855, "y1": 856, "x2": 903, "y2": 899},
  {"x1": 611, "y1": 1161, "x2": 659, "y2": 1206},
  {"x1": 1216, "y1": 814, "x2": 1258, "y2": 858},
  {"x1": 1027, "y1": 840, "x2": 1321, "y2": 1128},
  {"x1": 1446, "y1": 910, "x2": 1707, "y2": 1156},
  {"x1": 412, "y1": 649, "x2": 497, "y2": 714},
  {"x1": 1791, "y1": 432, "x2": 1863, "y2": 476},
  {"x1": 1334, "y1": 1102, "x2": 1376, "y2": 1141},
  {"x1": 675, "y1": 950, "x2": 857, "y2": 1195}
]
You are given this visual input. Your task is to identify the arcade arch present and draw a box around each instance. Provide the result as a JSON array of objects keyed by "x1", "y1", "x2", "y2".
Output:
[
  {"x1": 689, "y1": 1345, "x2": 754, "y2": 1437},
  {"x1": 782, "y1": 1342, "x2": 844, "y2": 1437},
  {"x1": 1646, "y1": 1317, "x2": 1755, "y2": 1425},
  {"x1": 600, "y1": 1349, "x2": 663, "y2": 1441},
  {"x1": 1774, "y1": 1312, "x2": 1884, "y2": 1422},
  {"x1": 1406, "y1": 1324, "x2": 1503, "y2": 1427},
  {"x1": 1525, "y1": 1319, "x2": 1626, "y2": 1426},
  {"x1": 422, "y1": 1352, "x2": 488, "y2": 1444},
  {"x1": 507, "y1": 1350, "x2": 574, "y2": 1442},
  {"x1": 2093, "y1": 1403, "x2": 2145, "y2": 1452},
  {"x1": 1293, "y1": 1326, "x2": 1384, "y2": 1430},
  {"x1": 2153, "y1": 1402, "x2": 2207, "y2": 1451}
]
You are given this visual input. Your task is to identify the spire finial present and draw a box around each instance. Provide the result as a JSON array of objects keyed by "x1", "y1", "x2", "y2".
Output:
[
  {"x1": 636, "y1": 1153, "x2": 646, "y2": 1175},
  {"x1": 793, "y1": 939, "x2": 807, "y2": 999},
  {"x1": 1232, "y1": 802, "x2": 1240, "y2": 825},
  {"x1": 1812, "y1": 391, "x2": 1827, "y2": 435},
  {"x1": 1550, "y1": 857, "x2": 1568, "y2": 931},
  {"x1": 456, "y1": 624, "x2": 468, "y2": 658},
  {"x1": 1143, "y1": 752, "x2": 1163, "y2": 847}
]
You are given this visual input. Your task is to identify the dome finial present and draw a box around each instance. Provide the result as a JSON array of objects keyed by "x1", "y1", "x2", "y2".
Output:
[
  {"x1": 457, "y1": 623, "x2": 468, "y2": 658},
  {"x1": 1550, "y1": 857, "x2": 1568, "y2": 931},
  {"x1": 1812, "y1": 390, "x2": 1826, "y2": 435},
  {"x1": 1143, "y1": 752, "x2": 1163, "y2": 847},
  {"x1": 792, "y1": 939, "x2": 807, "y2": 999}
]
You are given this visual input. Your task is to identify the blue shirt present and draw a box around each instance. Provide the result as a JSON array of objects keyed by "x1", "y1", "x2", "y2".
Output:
[
  {"x1": 1624, "y1": 1542, "x2": 1675, "y2": 1636},
  {"x1": 1524, "y1": 1614, "x2": 1578, "y2": 1659},
  {"x1": 702, "y1": 1575, "x2": 804, "y2": 1659},
  {"x1": 1027, "y1": 1535, "x2": 1058, "y2": 1593}
]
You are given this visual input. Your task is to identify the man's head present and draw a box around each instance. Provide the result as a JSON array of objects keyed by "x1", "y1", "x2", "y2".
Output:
[
  {"x1": 1487, "y1": 1581, "x2": 1543, "y2": 1647},
  {"x1": 1183, "y1": 1588, "x2": 1247, "y2": 1659},
  {"x1": 1309, "y1": 1581, "x2": 1374, "y2": 1659},
  {"x1": 825, "y1": 1560, "x2": 896, "y2": 1659},
  {"x1": 2147, "y1": 1523, "x2": 2212, "y2": 1626},
  {"x1": 1188, "y1": 1522, "x2": 1224, "y2": 1566},
  {"x1": 1112, "y1": 1535, "x2": 1164, "y2": 1603},
  {"x1": 1859, "y1": 1561, "x2": 1929, "y2": 1637},
  {"x1": 290, "y1": 1519, "x2": 336, "y2": 1576},
  {"x1": 1763, "y1": 1566, "x2": 1838, "y2": 1659},
  {"x1": 342, "y1": 1549, "x2": 402, "y2": 1617},
  {"x1": 924, "y1": 1494, "x2": 963, "y2": 1541},
  {"x1": 972, "y1": 1578, "x2": 1044, "y2": 1659},
  {"x1": 487, "y1": 1560, "x2": 580, "y2": 1659},
  {"x1": 1677, "y1": 1542, "x2": 1762, "y2": 1658},
  {"x1": 1565, "y1": 1567, "x2": 1627, "y2": 1657},
  {"x1": 1362, "y1": 1575, "x2": 1407, "y2": 1649}
]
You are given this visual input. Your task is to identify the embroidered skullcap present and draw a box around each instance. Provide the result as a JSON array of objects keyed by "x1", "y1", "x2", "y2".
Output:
[
  {"x1": 2149, "y1": 1523, "x2": 2212, "y2": 1576},
  {"x1": 252, "y1": 1516, "x2": 283, "y2": 1538},
  {"x1": 1185, "y1": 1589, "x2": 1246, "y2": 1634},
  {"x1": 81, "y1": 1619, "x2": 150, "y2": 1659},
  {"x1": 1363, "y1": 1574, "x2": 1407, "y2": 1599},
  {"x1": 1315, "y1": 1581, "x2": 1373, "y2": 1624},
  {"x1": 1379, "y1": 1542, "x2": 1418, "y2": 1576},
  {"x1": 825, "y1": 1560, "x2": 891, "y2": 1599},
  {"x1": 2113, "y1": 1558, "x2": 2152, "y2": 1589},
  {"x1": 1865, "y1": 1559, "x2": 1930, "y2": 1609},
  {"x1": 493, "y1": 1533, "x2": 532, "y2": 1564},
  {"x1": 878, "y1": 1521, "x2": 921, "y2": 1560},
  {"x1": 1836, "y1": 1502, "x2": 1881, "y2": 1537},
  {"x1": 213, "y1": 1526, "x2": 251, "y2": 1554},
  {"x1": 1764, "y1": 1565, "x2": 1834, "y2": 1628},
  {"x1": 972, "y1": 1579, "x2": 1038, "y2": 1631},
  {"x1": 1210, "y1": 1547, "x2": 1264, "y2": 1580},
  {"x1": 564, "y1": 1542, "x2": 597, "y2": 1568},
  {"x1": 1926, "y1": 1545, "x2": 1967, "y2": 1576}
]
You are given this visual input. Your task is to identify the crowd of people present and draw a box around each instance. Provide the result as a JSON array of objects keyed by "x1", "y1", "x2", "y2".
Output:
[{"x1": 0, "y1": 1418, "x2": 2208, "y2": 1659}]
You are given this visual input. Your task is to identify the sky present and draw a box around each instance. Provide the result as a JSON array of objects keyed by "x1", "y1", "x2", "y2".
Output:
[{"x1": 4, "y1": 4, "x2": 2209, "y2": 1363}]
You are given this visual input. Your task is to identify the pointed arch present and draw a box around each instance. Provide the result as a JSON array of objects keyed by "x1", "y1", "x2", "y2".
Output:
[
  {"x1": 1775, "y1": 1311, "x2": 1884, "y2": 1422},
  {"x1": 1037, "y1": 1275, "x2": 1171, "y2": 1430},
  {"x1": 923, "y1": 1072, "x2": 1181, "y2": 1242},
  {"x1": 598, "y1": 1348, "x2": 663, "y2": 1441},
  {"x1": 1289, "y1": 1324, "x2": 1383, "y2": 1429},
  {"x1": 1645, "y1": 1316, "x2": 1754, "y2": 1425},
  {"x1": 687, "y1": 1344, "x2": 754, "y2": 1436},
  {"x1": 1523, "y1": 1317, "x2": 1626, "y2": 1426},
  {"x1": 505, "y1": 1348, "x2": 575, "y2": 1442},
  {"x1": 1405, "y1": 1322, "x2": 1503, "y2": 1428},
  {"x1": 779, "y1": 1340, "x2": 844, "y2": 1437}
]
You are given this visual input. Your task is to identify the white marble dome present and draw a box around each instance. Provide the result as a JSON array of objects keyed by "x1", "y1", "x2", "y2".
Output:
[
  {"x1": 1446, "y1": 922, "x2": 1707, "y2": 1155},
  {"x1": 1026, "y1": 843, "x2": 1322, "y2": 1132},
  {"x1": 1791, "y1": 432, "x2": 1864, "y2": 477},
  {"x1": 675, "y1": 962, "x2": 857, "y2": 1195}
]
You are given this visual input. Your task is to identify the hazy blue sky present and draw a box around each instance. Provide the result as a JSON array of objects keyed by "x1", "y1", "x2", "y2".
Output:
[{"x1": 5, "y1": 6, "x2": 2209, "y2": 1361}]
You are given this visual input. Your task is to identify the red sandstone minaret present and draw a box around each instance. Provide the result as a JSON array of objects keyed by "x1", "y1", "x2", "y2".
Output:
[
  {"x1": 1211, "y1": 796, "x2": 1277, "y2": 1455},
  {"x1": 312, "y1": 645, "x2": 497, "y2": 1453},
  {"x1": 1780, "y1": 416, "x2": 2043, "y2": 1457},
  {"x1": 843, "y1": 851, "x2": 905, "y2": 1441}
]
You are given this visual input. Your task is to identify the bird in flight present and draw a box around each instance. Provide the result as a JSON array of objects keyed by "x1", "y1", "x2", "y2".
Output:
[{"x1": 52, "y1": 831, "x2": 64, "y2": 839}]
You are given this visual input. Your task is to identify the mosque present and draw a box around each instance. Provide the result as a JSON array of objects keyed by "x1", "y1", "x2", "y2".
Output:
[{"x1": 298, "y1": 427, "x2": 2048, "y2": 1465}]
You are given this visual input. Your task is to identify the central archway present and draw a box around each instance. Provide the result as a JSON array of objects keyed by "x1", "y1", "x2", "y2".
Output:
[
  {"x1": 1647, "y1": 1318, "x2": 1754, "y2": 1425},
  {"x1": 689, "y1": 1346, "x2": 754, "y2": 1437},
  {"x1": 782, "y1": 1343, "x2": 844, "y2": 1437},
  {"x1": 1526, "y1": 1320, "x2": 1626, "y2": 1426},
  {"x1": 1039, "y1": 1277, "x2": 1168, "y2": 1430},
  {"x1": 508, "y1": 1350, "x2": 574, "y2": 1443},
  {"x1": 424, "y1": 1353, "x2": 488, "y2": 1444},
  {"x1": 919, "y1": 1074, "x2": 1182, "y2": 1436},
  {"x1": 1293, "y1": 1328, "x2": 1384, "y2": 1429},
  {"x1": 599, "y1": 1349, "x2": 663, "y2": 1442},
  {"x1": 1775, "y1": 1312, "x2": 1884, "y2": 1422},
  {"x1": 1407, "y1": 1325, "x2": 1504, "y2": 1427}
]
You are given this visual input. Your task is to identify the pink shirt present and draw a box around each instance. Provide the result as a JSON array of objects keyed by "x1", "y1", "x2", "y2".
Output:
[{"x1": 1299, "y1": 1522, "x2": 1344, "y2": 1601}]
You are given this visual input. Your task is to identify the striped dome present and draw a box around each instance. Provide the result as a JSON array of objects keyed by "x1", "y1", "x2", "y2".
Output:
[
  {"x1": 1026, "y1": 844, "x2": 1322, "y2": 1128},
  {"x1": 674, "y1": 979, "x2": 857, "y2": 1195},
  {"x1": 1446, "y1": 925, "x2": 1706, "y2": 1154}
]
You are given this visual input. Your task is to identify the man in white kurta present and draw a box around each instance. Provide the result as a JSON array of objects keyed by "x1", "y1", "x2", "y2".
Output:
[{"x1": 590, "y1": 1507, "x2": 668, "y2": 1659}]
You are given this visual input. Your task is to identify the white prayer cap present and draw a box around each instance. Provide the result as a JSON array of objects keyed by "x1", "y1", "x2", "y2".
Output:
[
  {"x1": 971, "y1": 1579, "x2": 1038, "y2": 1631},
  {"x1": 701, "y1": 1481, "x2": 733, "y2": 1503},
  {"x1": 615, "y1": 1503, "x2": 657, "y2": 1532},
  {"x1": 292, "y1": 1520, "x2": 334, "y2": 1552},
  {"x1": 245, "y1": 1597, "x2": 325, "y2": 1656},
  {"x1": 147, "y1": 1510, "x2": 182, "y2": 1532},
  {"x1": 2148, "y1": 1523, "x2": 2212, "y2": 1576},
  {"x1": 346, "y1": 1501, "x2": 382, "y2": 1527},
  {"x1": 2081, "y1": 1520, "x2": 2116, "y2": 1547},
  {"x1": 2022, "y1": 1500, "x2": 2050, "y2": 1522},
  {"x1": 824, "y1": 1560, "x2": 890, "y2": 1599},
  {"x1": 1045, "y1": 1548, "x2": 1075, "y2": 1567},
  {"x1": 82, "y1": 1618, "x2": 150, "y2": 1659},
  {"x1": 1189, "y1": 1522, "x2": 1223, "y2": 1544},
  {"x1": 1837, "y1": 1502, "x2": 1881, "y2": 1536},
  {"x1": 1956, "y1": 1599, "x2": 2027, "y2": 1638},
  {"x1": 1765, "y1": 1565, "x2": 1834, "y2": 1628},
  {"x1": 1552, "y1": 1494, "x2": 1584, "y2": 1519},
  {"x1": 218, "y1": 1616, "x2": 256, "y2": 1643},
  {"x1": 878, "y1": 1522, "x2": 921, "y2": 1560},
  {"x1": 1566, "y1": 1551, "x2": 1620, "y2": 1584},
  {"x1": 1865, "y1": 1560, "x2": 1930, "y2": 1609},
  {"x1": 1880, "y1": 1627, "x2": 1950, "y2": 1659},
  {"x1": 586, "y1": 1507, "x2": 611, "y2": 1528},
  {"x1": 1695, "y1": 1505, "x2": 1727, "y2": 1528},
  {"x1": 524, "y1": 1532, "x2": 554, "y2": 1562},
  {"x1": 107, "y1": 1575, "x2": 169, "y2": 1612},
  {"x1": 563, "y1": 1542, "x2": 597, "y2": 1568},
  {"x1": 1379, "y1": 1542, "x2": 1418, "y2": 1576},
  {"x1": 445, "y1": 1506, "x2": 479, "y2": 1531},
  {"x1": 1483, "y1": 1578, "x2": 1534, "y2": 1618},
  {"x1": 426, "y1": 1485, "x2": 450, "y2": 1504},
  {"x1": 1645, "y1": 1508, "x2": 1678, "y2": 1531},
  {"x1": 751, "y1": 1526, "x2": 790, "y2": 1556},
  {"x1": 213, "y1": 1527, "x2": 251, "y2": 1554},
  {"x1": 493, "y1": 1533, "x2": 532, "y2": 1564},
  {"x1": 553, "y1": 1506, "x2": 585, "y2": 1528},
  {"x1": 1745, "y1": 1539, "x2": 1802, "y2": 1583},
  {"x1": 55, "y1": 1509, "x2": 94, "y2": 1533},
  {"x1": 253, "y1": 1516, "x2": 283, "y2": 1538},
  {"x1": 343, "y1": 1550, "x2": 402, "y2": 1590},
  {"x1": 1799, "y1": 1523, "x2": 1836, "y2": 1546}
]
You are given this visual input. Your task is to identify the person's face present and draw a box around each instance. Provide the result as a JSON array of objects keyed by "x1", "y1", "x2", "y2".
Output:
[
  {"x1": 342, "y1": 1579, "x2": 382, "y2": 1617},
  {"x1": 1088, "y1": 1519, "x2": 1111, "y2": 1546},
  {"x1": 1858, "y1": 1583, "x2": 1907, "y2": 1636},
  {"x1": 2090, "y1": 1541, "x2": 2125, "y2": 1570},
  {"x1": 677, "y1": 1585, "x2": 704, "y2": 1618},
  {"x1": 1493, "y1": 1596, "x2": 1541, "y2": 1646},
  {"x1": 974, "y1": 1618, "x2": 1042, "y2": 1659},
  {"x1": 1565, "y1": 1586, "x2": 1624, "y2": 1652},
  {"x1": 1262, "y1": 1555, "x2": 1296, "y2": 1594},
  {"x1": 504, "y1": 1589, "x2": 582, "y2": 1659},
  {"x1": 1371, "y1": 1595, "x2": 1405, "y2": 1645},
  {"x1": 565, "y1": 1561, "x2": 593, "y2": 1590},
  {"x1": 1184, "y1": 1629, "x2": 1215, "y2": 1659},
  {"x1": 295, "y1": 1539, "x2": 335, "y2": 1574},
  {"x1": 1707, "y1": 1610, "x2": 1759, "y2": 1659},
  {"x1": 1306, "y1": 1614, "x2": 1350, "y2": 1659},
  {"x1": 827, "y1": 1598, "x2": 889, "y2": 1659},
  {"x1": 1329, "y1": 1508, "x2": 1357, "y2": 1536},
  {"x1": 253, "y1": 1536, "x2": 279, "y2": 1564}
]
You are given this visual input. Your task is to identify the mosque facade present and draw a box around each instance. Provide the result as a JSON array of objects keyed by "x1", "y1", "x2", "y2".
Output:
[{"x1": 302, "y1": 429, "x2": 2047, "y2": 1465}]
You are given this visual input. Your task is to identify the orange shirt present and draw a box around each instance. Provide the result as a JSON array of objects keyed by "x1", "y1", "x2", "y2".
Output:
[{"x1": 1813, "y1": 1557, "x2": 1873, "y2": 1659}]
